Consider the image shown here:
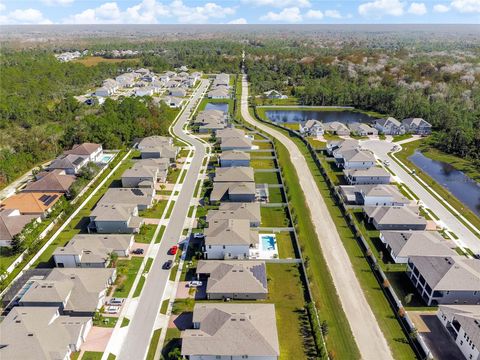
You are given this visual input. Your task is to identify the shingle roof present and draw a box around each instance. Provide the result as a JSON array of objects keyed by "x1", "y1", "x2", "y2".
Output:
[
  {"x1": 438, "y1": 305, "x2": 480, "y2": 350},
  {"x1": 98, "y1": 188, "x2": 153, "y2": 208},
  {"x1": 220, "y1": 150, "x2": 250, "y2": 161},
  {"x1": 205, "y1": 219, "x2": 258, "y2": 246},
  {"x1": 402, "y1": 118, "x2": 431, "y2": 128},
  {"x1": 0, "y1": 209, "x2": 38, "y2": 240},
  {"x1": 381, "y1": 231, "x2": 454, "y2": 259},
  {"x1": 214, "y1": 167, "x2": 254, "y2": 183},
  {"x1": 64, "y1": 143, "x2": 101, "y2": 156},
  {"x1": 23, "y1": 170, "x2": 75, "y2": 193},
  {"x1": 90, "y1": 203, "x2": 136, "y2": 222},
  {"x1": 210, "y1": 182, "x2": 256, "y2": 202},
  {"x1": 365, "y1": 206, "x2": 426, "y2": 227},
  {"x1": 344, "y1": 167, "x2": 391, "y2": 178},
  {"x1": 48, "y1": 154, "x2": 87, "y2": 170},
  {"x1": 207, "y1": 202, "x2": 261, "y2": 225},
  {"x1": 341, "y1": 148, "x2": 376, "y2": 163}
]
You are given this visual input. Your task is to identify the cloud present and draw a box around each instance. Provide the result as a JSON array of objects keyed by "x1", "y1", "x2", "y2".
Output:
[
  {"x1": 242, "y1": 0, "x2": 311, "y2": 8},
  {"x1": 433, "y1": 4, "x2": 450, "y2": 12},
  {"x1": 450, "y1": 0, "x2": 480, "y2": 13},
  {"x1": 63, "y1": 0, "x2": 236, "y2": 24},
  {"x1": 260, "y1": 7, "x2": 303, "y2": 22},
  {"x1": 228, "y1": 17, "x2": 247, "y2": 24},
  {"x1": 305, "y1": 10, "x2": 323, "y2": 19},
  {"x1": 325, "y1": 9, "x2": 343, "y2": 18},
  {"x1": 0, "y1": 3, "x2": 5, "y2": 12},
  {"x1": 41, "y1": 0, "x2": 74, "y2": 6},
  {"x1": 408, "y1": 2, "x2": 427, "y2": 15},
  {"x1": 358, "y1": 0, "x2": 405, "y2": 17},
  {"x1": 0, "y1": 8, "x2": 52, "y2": 24}
]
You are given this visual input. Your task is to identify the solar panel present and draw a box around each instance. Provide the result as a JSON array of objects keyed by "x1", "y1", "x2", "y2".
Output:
[
  {"x1": 43, "y1": 195, "x2": 58, "y2": 206},
  {"x1": 131, "y1": 188, "x2": 144, "y2": 196},
  {"x1": 39, "y1": 194, "x2": 50, "y2": 202},
  {"x1": 72, "y1": 157, "x2": 84, "y2": 166}
]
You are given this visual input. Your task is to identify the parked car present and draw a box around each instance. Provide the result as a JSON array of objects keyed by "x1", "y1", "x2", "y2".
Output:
[
  {"x1": 105, "y1": 306, "x2": 120, "y2": 314},
  {"x1": 193, "y1": 233, "x2": 204, "y2": 239},
  {"x1": 162, "y1": 260, "x2": 173, "y2": 269},
  {"x1": 169, "y1": 245, "x2": 178, "y2": 255},
  {"x1": 188, "y1": 281, "x2": 202, "y2": 287},
  {"x1": 383, "y1": 160, "x2": 390, "y2": 166},
  {"x1": 132, "y1": 248, "x2": 144, "y2": 255},
  {"x1": 108, "y1": 298, "x2": 124, "y2": 306}
]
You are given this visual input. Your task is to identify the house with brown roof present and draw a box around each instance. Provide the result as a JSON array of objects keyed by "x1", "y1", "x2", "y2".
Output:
[
  {"x1": 182, "y1": 303, "x2": 280, "y2": 360},
  {"x1": 64, "y1": 143, "x2": 103, "y2": 162},
  {"x1": 47, "y1": 154, "x2": 89, "y2": 175},
  {"x1": 1, "y1": 192, "x2": 62, "y2": 217},
  {"x1": 0, "y1": 209, "x2": 39, "y2": 247},
  {"x1": 23, "y1": 170, "x2": 75, "y2": 194}
]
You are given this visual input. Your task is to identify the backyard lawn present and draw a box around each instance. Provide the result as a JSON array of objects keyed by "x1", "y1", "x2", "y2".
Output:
[
  {"x1": 251, "y1": 158, "x2": 277, "y2": 169},
  {"x1": 114, "y1": 256, "x2": 143, "y2": 298},
  {"x1": 275, "y1": 231, "x2": 297, "y2": 259},
  {"x1": 254, "y1": 171, "x2": 281, "y2": 184},
  {"x1": 260, "y1": 206, "x2": 290, "y2": 227},
  {"x1": 267, "y1": 187, "x2": 285, "y2": 203},
  {"x1": 134, "y1": 224, "x2": 157, "y2": 243}
]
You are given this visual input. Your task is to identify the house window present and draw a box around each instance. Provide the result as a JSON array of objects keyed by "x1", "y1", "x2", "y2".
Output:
[
  {"x1": 223, "y1": 245, "x2": 226, "y2": 249},
  {"x1": 460, "y1": 340, "x2": 463, "y2": 345},
  {"x1": 208, "y1": 245, "x2": 212, "y2": 249},
  {"x1": 216, "y1": 356, "x2": 221, "y2": 359}
]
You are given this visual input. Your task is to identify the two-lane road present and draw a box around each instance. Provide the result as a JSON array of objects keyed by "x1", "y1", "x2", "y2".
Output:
[{"x1": 117, "y1": 79, "x2": 210, "y2": 360}]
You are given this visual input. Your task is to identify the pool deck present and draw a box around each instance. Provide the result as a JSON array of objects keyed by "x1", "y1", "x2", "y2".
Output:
[{"x1": 251, "y1": 233, "x2": 279, "y2": 259}]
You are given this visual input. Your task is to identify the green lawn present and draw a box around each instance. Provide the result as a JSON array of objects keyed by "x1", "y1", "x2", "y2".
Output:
[
  {"x1": 121, "y1": 318, "x2": 130, "y2": 327},
  {"x1": 282, "y1": 123, "x2": 300, "y2": 131},
  {"x1": 156, "y1": 225, "x2": 166, "y2": 244},
  {"x1": 139, "y1": 200, "x2": 168, "y2": 219},
  {"x1": 146, "y1": 328, "x2": 162, "y2": 360},
  {"x1": 93, "y1": 315, "x2": 118, "y2": 328},
  {"x1": 275, "y1": 231, "x2": 297, "y2": 259},
  {"x1": 167, "y1": 168, "x2": 181, "y2": 183},
  {"x1": 260, "y1": 206, "x2": 290, "y2": 227},
  {"x1": 165, "y1": 201, "x2": 176, "y2": 218},
  {"x1": 82, "y1": 352, "x2": 103, "y2": 360},
  {"x1": 134, "y1": 224, "x2": 157, "y2": 243},
  {"x1": 133, "y1": 275, "x2": 146, "y2": 297},
  {"x1": 267, "y1": 263, "x2": 317, "y2": 359},
  {"x1": 393, "y1": 133, "x2": 413, "y2": 142},
  {"x1": 306, "y1": 136, "x2": 326, "y2": 149},
  {"x1": 251, "y1": 158, "x2": 277, "y2": 169},
  {"x1": 267, "y1": 187, "x2": 285, "y2": 203},
  {"x1": 253, "y1": 141, "x2": 274, "y2": 150},
  {"x1": 114, "y1": 256, "x2": 143, "y2": 298},
  {"x1": 161, "y1": 328, "x2": 182, "y2": 359},
  {"x1": 254, "y1": 171, "x2": 281, "y2": 184}
]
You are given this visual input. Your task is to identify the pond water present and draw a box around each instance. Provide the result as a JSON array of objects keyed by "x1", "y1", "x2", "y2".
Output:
[
  {"x1": 409, "y1": 150, "x2": 480, "y2": 217},
  {"x1": 265, "y1": 109, "x2": 377, "y2": 124},
  {"x1": 205, "y1": 102, "x2": 228, "y2": 113}
]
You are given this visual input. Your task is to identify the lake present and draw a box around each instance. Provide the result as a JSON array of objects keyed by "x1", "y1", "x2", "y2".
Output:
[
  {"x1": 205, "y1": 102, "x2": 228, "y2": 113},
  {"x1": 265, "y1": 109, "x2": 377, "y2": 124},
  {"x1": 409, "y1": 150, "x2": 480, "y2": 217}
]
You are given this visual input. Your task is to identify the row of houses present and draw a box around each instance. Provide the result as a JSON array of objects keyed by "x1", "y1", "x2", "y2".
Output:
[
  {"x1": 207, "y1": 73, "x2": 230, "y2": 99},
  {"x1": 181, "y1": 130, "x2": 280, "y2": 359},
  {"x1": 0, "y1": 143, "x2": 104, "y2": 247},
  {"x1": 193, "y1": 109, "x2": 227, "y2": 133}
]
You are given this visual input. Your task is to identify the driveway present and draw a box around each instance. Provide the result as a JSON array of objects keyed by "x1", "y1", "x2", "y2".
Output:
[
  {"x1": 82, "y1": 326, "x2": 114, "y2": 352},
  {"x1": 241, "y1": 74, "x2": 393, "y2": 360}
]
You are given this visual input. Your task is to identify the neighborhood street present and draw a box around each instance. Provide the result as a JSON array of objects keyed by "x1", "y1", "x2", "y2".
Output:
[
  {"x1": 117, "y1": 79, "x2": 210, "y2": 360},
  {"x1": 361, "y1": 139, "x2": 480, "y2": 252},
  {"x1": 240, "y1": 74, "x2": 394, "y2": 360}
]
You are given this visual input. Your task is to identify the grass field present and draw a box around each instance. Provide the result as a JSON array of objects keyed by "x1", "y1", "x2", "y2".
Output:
[
  {"x1": 275, "y1": 231, "x2": 297, "y2": 259},
  {"x1": 260, "y1": 206, "x2": 290, "y2": 227},
  {"x1": 139, "y1": 200, "x2": 168, "y2": 219},
  {"x1": 146, "y1": 329, "x2": 162, "y2": 360},
  {"x1": 114, "y1": 256, "x2": 143, "y2": 298},
  {"x1": 251, "y1": 158, "x2": 277, "y2": 169},
  {"x1": 135, "y1": 224, "x2": 157, "y2": 243},
  {"x1": 81, "y1": 352, "x2": 103, "y2": 360},
  {"x1": 73, "y1": 56, "x2": 140, "y2": 67},
  {"x1": 254, "y1": 171, "x2": 281, "y2": 184},
  {"x1": 267, "y1": 187, "x2": 285, "y2": 203}
]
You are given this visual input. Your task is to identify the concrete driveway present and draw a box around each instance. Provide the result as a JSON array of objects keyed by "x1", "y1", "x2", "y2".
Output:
[
  {"x1": 82, "y1": 326, "x2": 114, "y2": 352},
  {"x1": 241, "y1": 74, "x2": 393, "y2": 360}
]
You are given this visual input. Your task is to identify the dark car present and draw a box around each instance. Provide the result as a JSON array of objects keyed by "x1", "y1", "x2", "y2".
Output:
[
  {"x1": 132, "y1": 248, "x2": 144, "y2": 255},
  {"x1": 162, "y1": 260, "x2": 173, "y2": 270}
]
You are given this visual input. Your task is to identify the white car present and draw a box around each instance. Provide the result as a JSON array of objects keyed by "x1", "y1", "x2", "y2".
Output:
[
  {"x1": 383, "y1": 160, "x2": 390, "y2": 166},
  {"x1": 108, "y1": 298, "x2": 124, "y2": 306},
  {"x1": 188, "y1": 281, "x2": 203, "y2": 287},
  {"x1": 105, "y1": 306, "x2": 120, "y2": 314},
  {"x1": 193, "y1": 233, "x2": 204, "y2": 239}
]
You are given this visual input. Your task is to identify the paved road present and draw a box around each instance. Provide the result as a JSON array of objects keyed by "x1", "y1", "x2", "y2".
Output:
[
  {"x1": 117, "y1": 79, "x2": 210, "y2": 360},
  {"x1": 361, "y1": 139, "x2": 480, "y2": 251},
  {"x1": 240, "y1": 74, "x2": 393, "y2": 360}
]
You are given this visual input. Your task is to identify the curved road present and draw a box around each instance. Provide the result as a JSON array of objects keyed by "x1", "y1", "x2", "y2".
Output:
[
  {"x1": 117, "y1": 79, "x2": 210, "y2": 360},
  {"x1": 240, "y1": 74, "x2": 393, "y2": 360}
]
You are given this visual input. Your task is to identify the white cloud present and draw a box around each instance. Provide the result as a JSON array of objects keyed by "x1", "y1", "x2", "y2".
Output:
[
  {"x1": 63, "y1": 0, "x2": 236, "y2": 24},
  {"x1": 242, "y1": 0, "x2": 310, "y2": 8},
  {"x1": 0, "y1": 8, "x2": 52, "y2": 24},
  {"x1": 0, "y1": 3, "x2": 6, "y2": 12},
  {"x1": 325, "y1": 9, "x2": 343, "y2": 18},
  {"x1": 305, "y1": 10, "x2": 323, "y2": 19},
  {"x1": 450, "y1": 0, "x2": 480, "y2": 13},
  {"x1": 41, "y1": 0, "x2": 74, "y2": 6},
  {"x1": 408, "y1": 2, "x2": 427, "y2": 15},
  {"x1": 358, "y1": 0, "x2": 405, "y2": 17},
  {"x1": 228, "y1": 17, "x2": 247, "y2": 24},
  {"x1": 433, "y1": 4, "x2": 450, "y2": 12},
  {"x1": 260, "y1": 6, "x2": 303, "y2": 22}
]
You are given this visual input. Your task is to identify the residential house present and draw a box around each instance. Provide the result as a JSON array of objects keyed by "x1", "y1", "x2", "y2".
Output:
[
  {"x1": 196, "y1": 260, "x2": 268, "y2": 300},
  {"x1": 348, "y1": 122, "x2": 378, "y2": 136},
  {"x1": 437, "y1": 305, "x2": 480, "y2": 360},
  {"x1": 218, "y1": 128, "x2": 253, "y2": 151},
  {"x1": 374, "y1": 117, "x2": 405, "y2": 135},
  {"x1": 219, "y1": 150, "x2": 250, "y2": 167},
  {"x1": 204, "y1": 219, "x2": 258, "y2": 259},
  {"x1": 207, "y1": 88, "x2": 229, "y2": 99},
  {"x1": 0, "y1": 307, "x2": 92, "y2": 360},
  {"x1": 17, "y1": 267, "x2": 116, "y2": 316},
  {"x1": 380, "y1": 231, "x2": 455, "y2": 263},
  {"x1": 364, "y1": 206, "x2": 427, "y2": 230},
  {"x1": 206, "y1": 202, "x2": 261, "y2": 227},
  {"x1": 64, "y1": 143, "x2": 103, "y2": 162},
  {"x1": 343, "y1": 167, "x2": 391, "y2": 185},
  {"x1": 339, "y1": 184, "x2": 410, "y2": 206},
  {"x1": 402, "y1": 118, "x2": 432, "y2": 135},
  {"x1": 23, "y1": 169, "x2": 76, "y2": 194},
  {"x1": 135, "y1": 87, "x2": 156, "y2": 97},
  {"x1": 212, "y1": 73, "x2": 230, "y2": 88},
  {"x1": 407, "y1": 256, "x2": 480, "y2": 306},
  {"x1": 0, "y1": 209, "x2": 39, "y2": 247},
  {"x1": 115, "y1": 72, "x2": 137, "y2": 88},
  {"x1": 324, "y1": 121, "x2": 350, "y2": 136},
  {"x1": 264, "y1": 90, "x2": 287, "y2": 99},
  {"x1": 163, "y1": 96, "x2": 184, "y2": 108},
  {"x1": 121, "y1": 158, "x2": 169, "y2": 187},
  {"x1": 47, "y1": 154, "x2": 89, "y2": 175},
  {"x1": 89, "y1": 203, "x2": 143, "y2": 234},
  {"x1": 138, "y1": 136, "x2": 176, "y2": 161},
  {"x1": 300, "y1": 119, "x2": 324, "y2": 137},
  {"x1": 335, "y1": 148, "x2": 376, "y2": 169},
  {"x1": 210, "y1": 182, "x2": 256, "y2": 203},
  {"x1": 214, "y1": 167, "x2": 255, "y2": 183},
  {"x1": 326, "y1": 139, "x2": 359, "y2": 156},
  {"x1": 53, "y1": 234, "x2": 134, "y2": 268},
  {"x1": 1, "y1": 192, "x2": 62, "y2": 217},
  {"x1": 98, "y1": 187, "x2": 154, "y2": 211},
  {"x1": 182, "y1": 303, "x2": 280, "y2": 360},
  {"x1": 195, "y1": 109, "x2": 227, "y2": 133},
  {"x1": 138, "y1": 135, "x2": 173, "y2": 148},
  {"x1": 169, "y1": 88, "x2": 186, "y2": 97},
  {"x1": 94, "y1": 79, "x2": 118, "y2": 97}
]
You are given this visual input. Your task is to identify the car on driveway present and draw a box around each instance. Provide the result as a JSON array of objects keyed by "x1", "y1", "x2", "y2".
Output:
[
  {"x1": 188, "y1": 281, "x2": 202, "y2": 287},
  {"x1": 108, "y1": 298, "x2": 124, "y2": 306},
  {"x1": 162, "y1": 260, "x2": 173, "y2": 269},
  {"x1": 169, "y1": 245, "x2": 178, "y2": 255},
  {"x1": 105, "y1": 306, "x2": 120, "y2": 314},
  {"x1": 132, "y1": 248, "x2": 144, "y2": 255},
  {"x1": 193, "y1": 233, "x2": 204, "y2": 239}
]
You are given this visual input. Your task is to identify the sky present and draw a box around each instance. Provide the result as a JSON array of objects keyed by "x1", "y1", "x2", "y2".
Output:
[{"x1": 0, "y1": 0, "x2": 479, "y2": 25}]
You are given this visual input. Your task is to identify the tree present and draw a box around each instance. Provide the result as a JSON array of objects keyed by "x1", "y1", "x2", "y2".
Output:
[
  {"x1": 404, "y1": 293, "x2": 414, "y2": 305},
  {"x1": 321, "y1": 320, "x2": 329, "y2": 336}
]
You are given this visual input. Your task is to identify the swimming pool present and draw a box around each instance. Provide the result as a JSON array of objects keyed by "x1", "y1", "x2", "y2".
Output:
[
  {"x1": 260, "y1": 234, "x2": 277, "y2": 251},
  {"x1": 99, "y1": 153, "x2": 115, "y2": 163}
]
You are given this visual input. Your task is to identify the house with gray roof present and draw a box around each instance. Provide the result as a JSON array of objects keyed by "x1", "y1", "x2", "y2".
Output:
[
  {"x1": 343, "y1": 167, "x2": 391, "y2": 185},
  {"x1": 196, "y1": 260, "x2": 268, "y2": 300},
  {"x1": 217, "y1": 127, "x2": 253, "y2": 151},
  {"x1": 98, "y1": 187, "x2": 154, "y2": 210},
  {"x1": 140, "y1": 142, "x2": 177, "y2": 161},
  {"x1": 64, "y1": 143, "x2": 103, "y2": 162},
  {"x1": 169, "y1": 88, "x2": 187, "y2": 97},
  {"x1": 0, "y1": 307, "x2": 92, "y2": 360},
  {"x1": 89, "y1": 203, "x2": 143, "y2": 234},
  {"x1": 339, "y1": 184, "x2": 410, "y2": 207},
  {"x1": 402, "y1": 118, "x2": 432, "y2": 135},
  {"x1": 47, "y1": 154, "x2": 89, "y2": 175},
  {"x1": 324, "y1": 121, "x2": 350, "y2": 136},
  {"x1": 207, "y1": 88, "x2": 230, "y2": 99},
  {"x1": 380, "y1": 231, "x2": 455, "y2": 263},
  {"x1": 163, "y1": 96, "x2": 184, "y2": 108},
  {"x1": 207, "y1": 202, "x2": 261, "y2": 227},
  {"x1": 17, "y1": 267, "x2": 116, "y2": 316},
  {"x1": 219, "y1": 150, "x2": 250, "y2": 167},
  {"x1": 121, "y1": 158, "x2": 169, "y2": 187},
  {"x1": 364, "y1": 206, "x2": 427, "y2": 230},
  {"x1": 335, "y1": 148, "x2": 376, "y2": 169},
  {"x1": 138, "y1": 135, "x2": 172, "y2": 149},
  {"x1": 326, "y1": 138, "x2": 359, "y2": 155},
  {"x1": 374, "y1": 117, "x2": 405, "y2": 135},
  {"x1": 210, "y1": 182, "x2": 256, "y2": 203},
  {"x1": 195, "y1": 109, "x2": 227, "y2": 133},
  {"x1": 437, "y1": 304, "x2": 480, "y2": 360},
  {"x1": 407, "y1": 256, "x2": 480, "y2": 306},
  {"x1": 0, "y1": 209, "x2": 39, "y2": 247},
  {"x1": 300, "y1": 119, "x2": 324, "y2": 137},
  {"x1": 53, "y1": 234, "x2": 134, "y2": 268},
  {"x1": 214, "y1": 166, "x2": 255, "y2": 183},
  {"x1": 182, "y1": 303, "x2": 279, "y2": 360},
  {"x1": 204, "y1": 219, "x2": 258, "y2": 259},
  {"x1": 348, "y1": 122, "x2": 378, "y2": 136}
]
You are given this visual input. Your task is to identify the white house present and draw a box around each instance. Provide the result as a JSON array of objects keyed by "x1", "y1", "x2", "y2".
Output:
[
  {"x1": 300, "y1": 120, "x2": 324, "y2": 137},
  {"x1": 374, "y1": 117, "x2": 405, "y2": 135}
]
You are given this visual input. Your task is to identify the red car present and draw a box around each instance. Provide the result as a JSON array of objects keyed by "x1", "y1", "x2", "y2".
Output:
[{"x1": 169, "y1": 245, "x2": 178, "y2": 255}]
